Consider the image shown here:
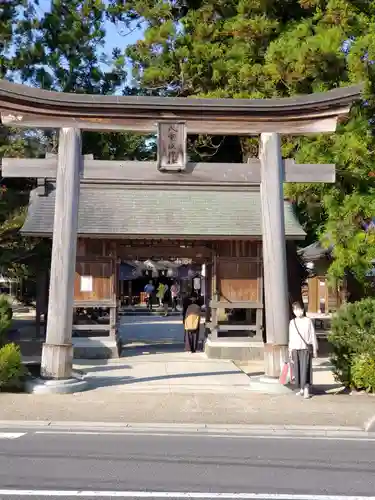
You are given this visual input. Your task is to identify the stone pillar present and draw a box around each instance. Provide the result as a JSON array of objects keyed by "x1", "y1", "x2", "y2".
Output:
[
  {"x1": 41, "y1": 128, "x2": 82, "y2": 380},
  {"x1": 259, "y1": 133, "x2": 289, "y2": 377}
]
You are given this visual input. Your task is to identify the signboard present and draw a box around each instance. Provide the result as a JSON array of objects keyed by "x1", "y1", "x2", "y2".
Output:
[
  {"x1": 157, "y1": 122, "x2": 187, "y2": 171},
  {"x1": 80, "y1": 275, "x2": 93, "y2": 292}
]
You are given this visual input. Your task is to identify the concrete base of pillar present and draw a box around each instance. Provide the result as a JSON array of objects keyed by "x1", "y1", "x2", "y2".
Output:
[
  {"x1": 25, "y1": 376, "x2": 88, "y2": 394},
  {"x1": 73, "y1": 337, "x2": 121, "y2": 359},
  {"x1": 246, "y1": 344, "x2": 292, "y2": 394},
  {"x1": 248, "y1": 375, "x2": 292, "y2": 394},
  {"x1": 204, "y1": 338, "x2": 264, "y2": 361},
  {"x1": 263, "y1": 343, "x2": 289, "y2": 377},
  {"x1": 41, "y1": 342, "x2": 73, "y2": 379}
]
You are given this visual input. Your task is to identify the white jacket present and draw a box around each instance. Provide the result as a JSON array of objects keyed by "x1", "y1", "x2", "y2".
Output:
[{"x1": 288, "y1": 316, "x2": 318, "y2": 353}]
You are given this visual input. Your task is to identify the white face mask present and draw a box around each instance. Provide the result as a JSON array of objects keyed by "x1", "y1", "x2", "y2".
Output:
[{"x1": 293, "y1": 308, "x2": 304, "y2": 318}]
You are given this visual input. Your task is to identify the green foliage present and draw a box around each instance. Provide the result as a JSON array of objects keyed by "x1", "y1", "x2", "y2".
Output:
[
  {"x1": 0, "y1": 295, "x2": 13, "y2": 347},
  {"x1": 0, "y1": 343, "x2": 25, "y2": 391},
  {"x1": 2, "y1": 0, "x2": 375, "y2": 290},
  {"x1": 351, "y1": 354, "x2": 375, "y2": 393},
  {"x1": 0, "y1": 1, "x2": 50, "y2": 280},
  {"x1": 329, "y1": 298, "x2": 375, "y2": 389},
  {"x1": 109, "y1": 0, "x2": 375, "y2": 285},
  {"x1": 0, "y1": 1, "x2": 154, "y2": 286}
]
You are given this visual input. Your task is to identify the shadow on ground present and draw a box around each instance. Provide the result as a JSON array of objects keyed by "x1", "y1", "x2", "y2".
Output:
[
  {"x1": 85, "y1": 369, "x2": 241, "y2": 389},
  {"x1": 79, "y1": 364, "x2": 132, "y2": 373},
  {"x1": 120, "y1": 343, "x2": 188, "y2": 357},
  {"x1": 9, "y1": 318, "x2": 43, "y2": 359}
]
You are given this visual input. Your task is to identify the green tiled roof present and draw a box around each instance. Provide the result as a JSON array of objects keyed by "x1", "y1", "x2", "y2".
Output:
[{"x1": 21, "y1": 185, "x2": 305, "y2": 239}]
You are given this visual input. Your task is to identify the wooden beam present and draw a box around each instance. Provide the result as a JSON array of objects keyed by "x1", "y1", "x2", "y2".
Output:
[
  {"x1": 210, "y1": 301, "x2": 262, "y2": 309},
  {"x1": 41, "y1": 128, "x2": 82, "y2": 379},
  {"x1": 205, "y1": 324, "x2": 257, "y2": 331},
  {"x1": 2, "y1": 158, "x2": 57, "y2": 177},
  {"x1": 1, "y1": 113, "x2": 344, "y2": 134},
  {"x1": 73, "y1": 300, "x2": 116, "y2": 308},
  {"x1": 0, "y1": 80, "x2": 363, "y2": 134},
  {"x1": 117, "y1": 245, "x2": 213, "y2": 259},
  {"x1": 73, "y1": 324, "x2": 110, "y2": 331},
  {"x1": 1, "y1": 158, "x2": 335, "y2": 184}
]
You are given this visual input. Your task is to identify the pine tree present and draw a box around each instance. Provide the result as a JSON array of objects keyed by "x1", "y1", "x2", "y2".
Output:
[
  {"x1": 0, "y1": 1, "x2": 154, "y2": 285},
  {"x1": 108, "y1": 0, "x2": 375, "y2": 286}
]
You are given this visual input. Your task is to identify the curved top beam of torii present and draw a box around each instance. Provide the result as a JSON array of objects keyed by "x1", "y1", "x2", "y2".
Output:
[{"x1": 0, "y1": 79, "x2": 363, "y2": 135}]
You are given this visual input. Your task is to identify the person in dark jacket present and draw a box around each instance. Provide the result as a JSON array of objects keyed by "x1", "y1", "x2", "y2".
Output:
[
  {"x1": 182, "y1": 292, "x2": 201, "y2": 352},
  {"x1": 162, "y1": 285, "x2": 171, "y2": 317}
]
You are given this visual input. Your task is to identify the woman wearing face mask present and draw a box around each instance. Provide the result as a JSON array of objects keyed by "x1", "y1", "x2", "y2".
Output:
[{"x1": 288, "y1": 301, "x2": 318, "y2": 399}]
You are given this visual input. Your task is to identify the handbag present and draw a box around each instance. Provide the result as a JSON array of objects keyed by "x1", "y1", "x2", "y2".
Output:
[
  {"x1": 293, "y1": 318, "x2": 314, "y2": 355},
  {"x1": 279, "y1": 361, "x2": 291, "y2": 385}
]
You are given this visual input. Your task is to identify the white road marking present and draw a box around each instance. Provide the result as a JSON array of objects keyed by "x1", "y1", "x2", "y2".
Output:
[
  {"x1": 33, "y1": 430, "x2": 375, "y2": 441},
  {"x1": 0, "y1": 432, "x2": 26, "y2": 439},
  {"x1": 1, "y1": 492, "x2": 375, "y2": 499}
]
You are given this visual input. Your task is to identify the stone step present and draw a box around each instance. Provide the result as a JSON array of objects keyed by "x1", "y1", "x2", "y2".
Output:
[{"x1": 119, "y1": 310, "x2": 181, "y2": 317}]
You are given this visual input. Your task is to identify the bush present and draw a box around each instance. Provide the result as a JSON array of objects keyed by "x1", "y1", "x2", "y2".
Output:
[
  {"x1": 0, "y1": 343, "x2": 26, "y2": 391},
  {"x1": 329, "y1": 298, "x2": 375, "y2": 391},
  {"x1": 351, "y1": 354, "x2": 375, "y2": 393},
  {"x1": 0, "y1": 295, "x2": 13, "y2": 346}
]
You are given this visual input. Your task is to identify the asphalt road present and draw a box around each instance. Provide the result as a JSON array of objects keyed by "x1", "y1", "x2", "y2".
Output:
[{"x1": 0, "y1": 428, "x2": 375, "y2": 499}]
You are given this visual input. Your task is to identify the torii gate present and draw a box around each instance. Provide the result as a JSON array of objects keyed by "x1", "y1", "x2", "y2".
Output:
[{"x1": 0, "y1": 80, "x2": 362, "y2": 393}]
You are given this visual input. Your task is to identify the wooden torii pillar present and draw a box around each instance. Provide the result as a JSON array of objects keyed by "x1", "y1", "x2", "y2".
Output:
[{"x1": 0, "y1": 80, "x2": 362, "y2": 393}]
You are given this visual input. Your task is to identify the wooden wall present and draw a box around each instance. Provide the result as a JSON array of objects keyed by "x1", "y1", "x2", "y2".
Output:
[
  {"x1": 74, "y1": 258, "x2": 114, "y2": 303},
  {"x1": 74, "y1": 238, "x2": 117, "y2": 306},
  {"x1": 306, "y1": 276, "x2": 341, "y2": 314},
  {"x1": 213, "y1": 241, "x2": 262, "y2": 304},
  {"x1": 209, "y1": 240, "x2": 263, "y2": 341},
  {"x1": 75, "y1": 237, "x2": 263, "y2": 307}
]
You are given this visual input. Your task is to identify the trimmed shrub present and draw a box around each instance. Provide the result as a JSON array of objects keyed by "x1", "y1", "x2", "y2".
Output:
[
  {"x1": 351, "y1": 354, "x2": 375, "y2": 393},
  {"x1": 0, "y1": 295, "x2": 13, "y2": 346},
  {"x1": 0, "y1": 343, "x2": 26, "y2": 391},
  {"x1": 329, "y1": 298, "x2": 375, "y2": 391}
]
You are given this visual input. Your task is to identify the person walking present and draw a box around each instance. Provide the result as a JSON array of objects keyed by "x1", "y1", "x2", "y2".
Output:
[
  {"x1": 162, "y1": 284, "x2": 171, "y2": 317},
  {"x1": 156, "y1": 282, "x2": 166, "y2": 307},
  {"x1": 288, "y1": 301, "x2": 318, "y2": 399},
  {"x1": 183, "y1": 294, "x2": 201, "y2": 353},
  {"x1": 170, "y1": 281, "x2": 180, "y2": 311},
  {"x1": 144, "y1": 281, "x2": 154, "y2": 311}
]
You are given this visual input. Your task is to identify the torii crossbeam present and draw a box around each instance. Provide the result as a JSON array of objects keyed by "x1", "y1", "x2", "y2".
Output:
[{"x1": 1, "y1": 158, "x2": 335, "y2": 186}]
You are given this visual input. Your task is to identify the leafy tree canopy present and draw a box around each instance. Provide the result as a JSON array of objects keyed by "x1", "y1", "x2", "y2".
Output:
[
  {"x1": 108, "y1": 0, "x2": 375, "y2": 285},
  {"x1": 1, "y1": 0, "x2": 375, "y2": 289},
  {"x1": 0, "y1": 1, "x2": 154, "y2": 281}
]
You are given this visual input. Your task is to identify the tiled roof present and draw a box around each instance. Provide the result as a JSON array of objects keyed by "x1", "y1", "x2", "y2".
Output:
[
  {"x1": 298, "y1": 242, "x2": 332, "y2": 260},
  {"x1": 21, "y1": 185, "x2": 305, "y2": 239}
]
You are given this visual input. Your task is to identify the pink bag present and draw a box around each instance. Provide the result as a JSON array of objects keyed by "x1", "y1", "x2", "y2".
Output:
[{"x1": 279, "y1": 362, "x2": 291, "y2": 385}]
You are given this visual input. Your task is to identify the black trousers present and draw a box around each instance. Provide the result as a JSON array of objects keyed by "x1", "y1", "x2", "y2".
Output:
[
  {"x1": 185, "y1": 329, "x2": 199, "y2": 353},
  {"x1": 146, "y1": 295, "x2": 152, "y2": 310},
  {"x1": 291, "y1": 349, "x2": 312, "y2": 389}
]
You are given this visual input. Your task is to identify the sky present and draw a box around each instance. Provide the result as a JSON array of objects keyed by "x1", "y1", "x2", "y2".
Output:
[
  {"x1": 105, "y1": 20, "x2": 144, "y2": 55},
  {"x1": 36, "y1": 0, "x2": 144, "y2": 48},
  {"x1": 104, "y1": 20, "x2": 144, "y2": 82},
  {"x1": 36, "y1": 0, "x2": 144, "y2": 79}
]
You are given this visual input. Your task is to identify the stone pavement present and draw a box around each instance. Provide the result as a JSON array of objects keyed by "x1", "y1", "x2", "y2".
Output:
[
  {"x1": 120, "y1": 316, "x2": 185, "y2": 345},
  {"x1": 1, "y1": 347, "x2": 374, "y2": 429},
  {"x1": 0, "y1": 381, "x2": 374, "y2": 428},
  {"x1": 74, "y1": 349, "x2": 253, "y2": 394},
  {"x1": 4, "y1": 313, "x2": 375, "y2": 430}
]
